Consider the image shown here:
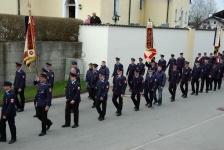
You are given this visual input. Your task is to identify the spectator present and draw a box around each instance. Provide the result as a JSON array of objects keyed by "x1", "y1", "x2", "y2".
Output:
[
  {"x1": 90, "y1": 12, "x2": 101, "y2": 24},
  {"x1": 85, "y1": 15, "x2": 91, "y2": 24}
]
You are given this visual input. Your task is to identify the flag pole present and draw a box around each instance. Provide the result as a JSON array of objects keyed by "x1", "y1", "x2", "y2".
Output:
[{"x1": 27, "y1": 2, "x2": 38, "y2": 76}]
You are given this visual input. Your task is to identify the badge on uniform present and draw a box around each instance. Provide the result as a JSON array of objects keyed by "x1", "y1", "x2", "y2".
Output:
[
  {"x1": 49, "y1": 88, "x2": 52, "y2": 92},
  {"x1": 78, "y1": 87, "x2": 80, "y2": 90},
  {"x1": 10, "y1": 99, "x2": 14, "y2": 103},
  {"x1": 22, "y1": 75, "x2": 25, "y2": 78},
  {"x1": 52, "y1": 74, "x2": 54, "y2": 77},
  {"x1": 106, "y1": 85, "x2": 109, "y2": 89}
]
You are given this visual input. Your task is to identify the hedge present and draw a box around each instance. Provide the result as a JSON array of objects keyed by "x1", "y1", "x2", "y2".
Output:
[{"x1": 0, "y1": 14, "x2": 83, "y2": 42}]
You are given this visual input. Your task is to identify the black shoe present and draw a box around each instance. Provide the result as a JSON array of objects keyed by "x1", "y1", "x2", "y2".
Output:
[
  {"x1": 213, "y1": 89, "x2": 216, "y2": 91},
  {"x1": 0, "y1": 139, "x2": 6, "y2": 142},
  {"x1": 181, "y1": 94, "x2": 184, "y2": 97},
  {"x1": 8, "y1": 139, "x2": 16, "y2": 144},
  {"x1": 190, "y1": 92, "x2": 195, "y2": 95},
  {"x1": 199, "y1": 90, "x2": 202, "y2": 93},
  {"x1": 148, "y1": 104, "x2": 152, "y2": 108},
  {"x1": 170, "y1": 97, "x2": 173, "y2": 100},
  {"x1": 62, "y1": 124, "x2": 70, "y2": 128},
  {"x1": 116, "y1": 112, "x2": 121, "y2": 116},
  {"x1": 99, "y1": 117, "x2": 104, "y2": 121},
  {"x1": 218, "y1": 87, "x2": 220, "y2": 89},
  {"x1": 98, "y1": 115, "x2": 101, "y2": 119},
  {"x1": 206, "y1": 91, "x2": 208, "y2": 93},
  {"x1": 134, "y1": 108, "x2": 139, "y2": 111},
  {"x1": 17, "y1": 109, "x2": 24, "y2": 112},
  {"x1": 92, "y1": 105, "x2": 96, "y2": 108},
  {"x1": 33, "y1": 114, "x2": 37, "y2": 117},
  {"x1": 72, "y1": 124, "x2": 79, "y2": 128},
  {"x1": 145, "y1": 103, "x2": 149, "y2": 106},
  {"x1": 183, "y1": 95, "x2": 187, "y2": 98},
  {"x1": 153, "y1": 101, "x2": 158, "y2": 104},
  {"x1": 39, "y1": 132, "x2": 46, "y2": 136},
  {"x1": 46, "y1": 122, "x2": 53, "y2": 130},
  {"x1": 171, "y1": 99, "x2": 175, "y2": 102},
  {"x1": 195, "y1": 93, "x2": 198, "y2": 96},
  {"x1": 208, "y1": 89, "x2": 212, "y2": 91},
  {"x1": 116, "y1": 110, "x2": 118, "y2": 114},
  {"x1": 158, "y1": 103, "x2": 161, "y2": 106}
]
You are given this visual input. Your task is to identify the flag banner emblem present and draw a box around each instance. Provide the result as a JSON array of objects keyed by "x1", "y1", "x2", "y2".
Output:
[
  {"x1": 23, "y1": 16, "x2": 36, "y2": 72},
  {"x1": 144, "y1": 22, "x2": 157, "y2": 62},
  {"x1": 214, "y1": 23, "x2": 221, "y2": 49}
]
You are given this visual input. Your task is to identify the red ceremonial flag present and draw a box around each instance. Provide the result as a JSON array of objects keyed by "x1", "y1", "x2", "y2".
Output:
[
  {"x1": 144, "y1": 22, "x2": 157, "y2": 62},
  {"x1": 23, "y1": 16, "x2": 37, "y2": 72}
]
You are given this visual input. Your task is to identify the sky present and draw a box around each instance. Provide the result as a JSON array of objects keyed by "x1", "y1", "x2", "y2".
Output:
[{"x1": 215, "y1": 0, "x2": 224, "y2": 11}]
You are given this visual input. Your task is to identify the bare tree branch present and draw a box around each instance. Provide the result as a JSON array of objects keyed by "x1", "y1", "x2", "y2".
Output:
[{"x1": 189, "y1": 0, "x2": 217, "y2": 28}]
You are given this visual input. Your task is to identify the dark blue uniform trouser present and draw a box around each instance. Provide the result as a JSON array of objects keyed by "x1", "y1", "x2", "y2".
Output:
[
  {"x1": 128, "y1": 76, "x2": 133, "y2": 88},
  {"x1": 180, "y1": 81, "x2": 188, "y2": 96},
  {"x1": 112, "y1": 94, "x2": 123, "y2": 113},
  {"x1": 144, "y1": 90, "x2": 154, "y2": 105},
  {"x1": 191, "y1": 79, "x2": 199, "y2": 94},
  {"x1": 169, "y1": 83, "x2": 177, "y2": 99},
  {"x1": 89, "y1": 88, "x2": 96, "y2": 106},
  {"x1": 210, "y1": 78, "x2": 218, "y2": 90},
  {"x1": 200, "y1": 76, "x2": 210, "y2": 92},
  {"x1": 14, "y1": 88, "x2": 25, "y2": 110},
  {"x1": 218, "y1": 77, "x2": 223, "y2": 88},
  {"x1": 36, "y1": 106, "x2": 52, "y2": 133},
  {"x1": 65, "y1": 102, "x2": 79, "y2": 126},
  {"x1": 0, "y1": 116, "x2": 16, "y2": 140},
  {"x1": 95, "y1": 99, "x2": 107, "y2": 118},
  {"x1": 131, "y1": 93, "x2": 141, "y2": 109}
]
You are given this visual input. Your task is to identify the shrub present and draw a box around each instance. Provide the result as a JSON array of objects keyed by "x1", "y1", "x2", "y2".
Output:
[{"x1": 0, "y1": 14, "x2": 83, "y2": 42}]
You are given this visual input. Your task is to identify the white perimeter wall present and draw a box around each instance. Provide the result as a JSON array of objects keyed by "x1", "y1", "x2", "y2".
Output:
[
  {"x1": 79, "y1": 26, "x2": 224, "y2": 84},
  {"x1": 193, "y1": 30, "x2": 224, "y2": 63}
]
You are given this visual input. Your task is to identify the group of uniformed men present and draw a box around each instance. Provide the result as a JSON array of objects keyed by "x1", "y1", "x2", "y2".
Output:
[{"x1": 1, "y1": 50, "x2": 224, "y2": 144}]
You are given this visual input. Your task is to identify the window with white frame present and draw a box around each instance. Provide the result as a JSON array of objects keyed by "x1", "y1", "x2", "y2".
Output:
[
  {"x1": 185, "y1": 12, "x2": 187, "y2": 23},
  {"x1": 175, "y1": 9, "x2": 177, "y2": 22}
]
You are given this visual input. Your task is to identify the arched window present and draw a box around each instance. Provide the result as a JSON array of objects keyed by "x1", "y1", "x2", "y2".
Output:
[
  {"x1": 185, "y1": 12, "x2": 187, "y2": 23},
  {"x1": 175, "y1": 9, "x2": 177, "y2": 22}
]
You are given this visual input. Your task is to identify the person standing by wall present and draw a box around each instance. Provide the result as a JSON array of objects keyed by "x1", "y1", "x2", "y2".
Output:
[
  {"x1": 90, "y1": 12, "x2": 101, "y2": 24},
  {"x1": 85, "y1": 15, "x2": 91, "y2": 24},
  {"x1": 62, "y1": 73, "x2": 80, "y2": 128},
  {"x1": 95, "y1": 73, "x2": 109, "y2": 121},
  {"x1": 13, "y1": 62, "x2": 26, "y2": 112},
  {"x1": 130, "y1": 70, "x2": 144, "y2": 111},
  {"x1": 112, "y1": 68, "x2": 127, "y2": 116},
  {"x1": 0, "y1": 81, "x2": 17, "y2": 144},
  {"x1": 154, "y1": 66, "x2": 166, "y2": 106}
]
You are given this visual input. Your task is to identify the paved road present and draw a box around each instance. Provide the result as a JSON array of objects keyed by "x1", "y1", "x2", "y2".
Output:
[{"x1": 1, "y1": 85, "x2": 224, "y2": 150}]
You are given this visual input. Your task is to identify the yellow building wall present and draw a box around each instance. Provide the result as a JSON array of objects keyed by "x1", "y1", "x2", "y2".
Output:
[
  {"x1": 144, "y1": 0, "x2": 168, "y2": 27},
  {"x1": 78, "y1": 0, "x2": 102, "y2": 21},
  {"x1": 99, "y1": 0, "x2": 144, "y2": 25},
  {"x1": 19, "y1": 0, "x2": 41, "y2": 16},
  {"x1": 39, "y1": 0, "x2": 63, "y2": 17},
  {"x1": 169, "y1": 0, "x2": 190, "y2": 27},
  {"x1": 100, "y1": 0, "x2": 114, "y2": 24},
  {"x1": 0, "y1": 0, "x2": 18, "y2": 15},
  {"x1": 0, "y1": 0, "x2": 190, "y2": 27},
  {"x1": 130, "y1": 0, "x2": 144, "y2": 25}
]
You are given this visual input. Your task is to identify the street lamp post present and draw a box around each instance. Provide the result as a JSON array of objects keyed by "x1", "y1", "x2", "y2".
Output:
[
  {"x1": 128, "y1": 0, "x2": 131, "y2": 25},
  {"x1": 112, "y1": 0, "x2": 120, "y2": 24},
  {"x1": 18, "y1": 0, "x2": 20, "y2": 15}
]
